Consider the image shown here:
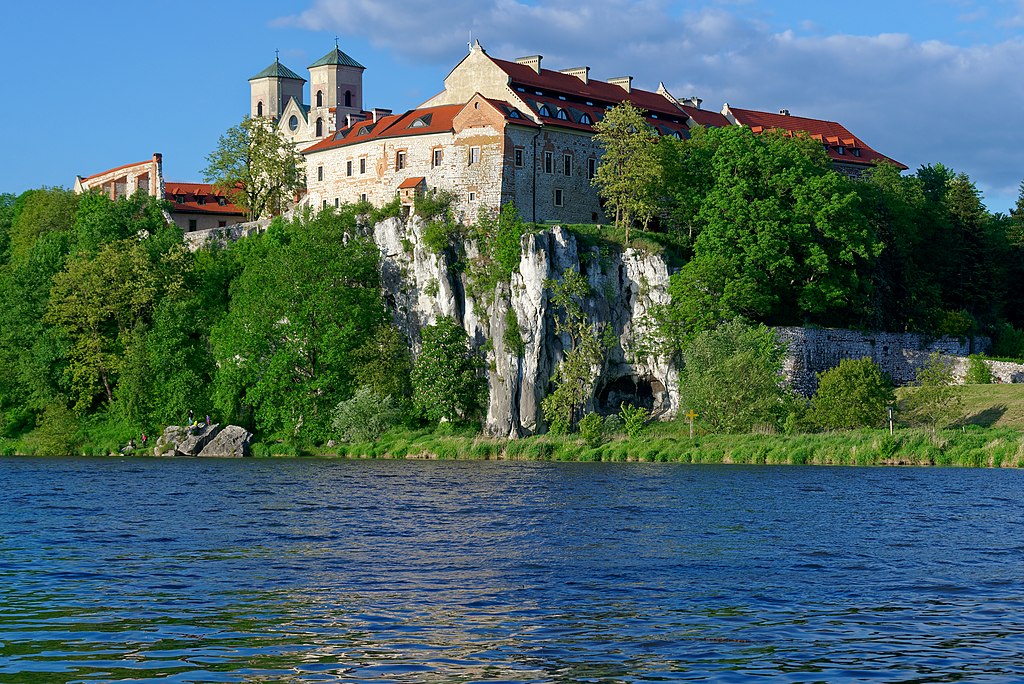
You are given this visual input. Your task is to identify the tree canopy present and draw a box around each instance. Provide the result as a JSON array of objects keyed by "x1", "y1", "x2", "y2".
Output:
[{"x1": 203, "y1": 116, "x2": 306, "y2": 220}]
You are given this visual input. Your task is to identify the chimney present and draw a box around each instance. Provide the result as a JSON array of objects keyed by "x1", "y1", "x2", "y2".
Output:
[
  {"x1": 685, "y1": 96, "x2": 703, "y2": 110},
  {"x1": 779, "y1": 109, "x2": 790, "y2": 116},
  {"x1": 372, "y1": 107, "x2": 392, "y2": 123},
  {"x1": 608, "y1": 76, "x2": 633, "y2": 93},
  {"x1": 152, "y1": 152, "x2": 162, "y2": 164},
  {"x1": 560, "y1": 66, "x2": 590, "y2": 84},
  {"x1": 515, "y1": 55, "x2": 543, "y2": 74}
]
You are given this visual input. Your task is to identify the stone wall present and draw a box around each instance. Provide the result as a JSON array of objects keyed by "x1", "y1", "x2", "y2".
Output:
[{"x1": 777, "y1": 327, "x2": 991, "y2": 395}]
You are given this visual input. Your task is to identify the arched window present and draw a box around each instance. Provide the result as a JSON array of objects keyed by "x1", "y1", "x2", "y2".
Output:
[
  {"x1": 316, "y1": 90, "x2": 323, "y2": 107},
  {"x1": 316, "y1": 117, "x2": 323, "y2": 137},
  {"x1": 538, "y1": 104, "x2": 551, "y2": 117},
  {"x1": 579, "y1": 113, "x2": 592, "y2": 125},
  {"x1": 556, "y1": 108, "x2": 569, "y2": 121},
  {"x1": 257, "y1": 101, "x2": 263, "y2": 117},
  {"x1": 345, "y1": 90, "x2": 352, "y2": 107}
]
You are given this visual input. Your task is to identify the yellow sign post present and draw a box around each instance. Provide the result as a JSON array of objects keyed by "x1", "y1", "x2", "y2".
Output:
[{"x1": 685, "y1": 409, "x2": 698, "y2": 439}]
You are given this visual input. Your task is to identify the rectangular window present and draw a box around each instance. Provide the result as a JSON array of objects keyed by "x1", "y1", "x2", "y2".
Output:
[
  {"x1": 318, "y1": 165, "x2": 323, "y2": 181},
  {"x1": 544, "y1": 151, "x2": 553, "y2": 174},
  {"x1": 514, "y1": 147, "x2": 524, "y2": 167},
  {"x1": 346, "y1": 160, "x2": 353, "y2": 177},
  {"x1": 396, "y1": 151, "x2": 406, "y2": 170},
  {"x1": 359, "y1": 157, "x2": 366, "y2": 174},
  {"x1": 563, "y1": 153, "x2": 572, "y2": 176},
  {"x1": 554, "y1": 188, "x2": 563, "y2": 207},
  {"x1": 335, "y1": 198, "x2": 340, "y2": 208},
  {"x1": 322, "y1": 199, "x2": 328, "y2": 209},
  {"x1": 469, "y1": 147, "x2": 481, "y2": 165},
  {"x1": 469, "y1": 191, "x2": 477, "y2": 201},
  {"x1": 360, "y1": 193, "x2": 367, "y2": 202},
  {"x1": 188, "y1": 219, "x2": 197, "y2": 231},
  {"x1": 433, "y1": 148, "x2": 443, "y2": 167},
  {"x1": 587, "y1": 158, "x2": 597, "y2": 179},
  {"x1": 218, "y1": 220, "x2": 227, "y2": 228}
]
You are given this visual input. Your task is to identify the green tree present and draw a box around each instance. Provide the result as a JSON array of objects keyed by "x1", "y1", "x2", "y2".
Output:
[
  {"x1": 540, "y1": 268, "x2": 607, "y2": 433},
  {"x1": 658, "y1": 126, "x2": 878, "y2": 346},
  {"x1": 411, "y1": 316, "x2": 486, "y2": 424},
  {"x1": 901, "y1": 352, "x2": 963, "y2": 429},
  {"x1": 332, "y1": 386, "x2": 402, "y2": 443},
  {"x1": 46, "y1": 239, "x2": 158, "y2": 410},
  {"x1": 592, "y1": 101, "x2": 661, "y2": 244},
  {"x1": 211, "y1": 209, "x2": 386, "y2": 442},
  {"x1": 679, "y1": 319, "x2": 792, "y2": 433},
  {"x1": 203, "y1": 115, "x2": 305, "y2": 220},
  {"x1": 808, "y1": 357, "x2": 894, "y2": 430}
]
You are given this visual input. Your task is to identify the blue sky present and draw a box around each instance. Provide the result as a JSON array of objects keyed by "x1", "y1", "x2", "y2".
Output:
[{"x1": 2, "y1": 0, "x2": 1022, "y2": 212}]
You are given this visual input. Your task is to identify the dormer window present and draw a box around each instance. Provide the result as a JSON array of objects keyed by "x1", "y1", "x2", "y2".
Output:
[
  {"x1": 671, "y1": 131, "x2": 682, "y2": 139},
  {"x1": 175, "y1": 194, "x2": 183, "y2": 203},
  {"x1": 557, "y1": 95, "x2": 566, "y2": 101},
  {"x1": 538, "y1": 104, "x2": 552, "y2": 117},
  {"x1": 837, "y1": 146, "x2": 846, "y2": 155},
  {"x1": 585, "y1": 101, "x2": 594, "y2": 106},
  {"x1": 197, "y1": 196, "x2": 206, "y2": 205},
  {"x1": 535, "y1": 90, "x2": 543, "y2": 95},
  {"x1": 509, "y1": 110, "x2": 521, "y2": 119},
  {"x1": 556, "y1": 109, "x2": 569, "y2": 121},
  {"x1": 852, "y1": 148, "x2": 862, "y2": 157},
  {"x1": 409, "y1": 113, "x2": 433, "y2": 128},
  {"x1": 579, "y1": 113, "x2": 592, "y2": 125},
  {"x1": 516, "y1": 87, "x2": 525, "y2": 92},
  {"x1": 218, "y1": 197, "x2": 226, "y2": 206},
  {"x1": 651, "y1": 114, "x2": 658, "y2": 119}
]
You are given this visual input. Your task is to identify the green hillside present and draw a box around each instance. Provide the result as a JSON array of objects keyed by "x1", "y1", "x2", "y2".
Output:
[{"x1": 898, "y1": 384, "x2": 1024, "y2": 429}]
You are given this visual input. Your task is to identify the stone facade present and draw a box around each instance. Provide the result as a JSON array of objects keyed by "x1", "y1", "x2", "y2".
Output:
[{"x1": 777, "y1": 327, "x2": 989, "y2": 395}]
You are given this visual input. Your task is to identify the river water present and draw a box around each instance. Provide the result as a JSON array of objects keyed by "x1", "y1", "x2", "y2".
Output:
[{"x1": 2, "y1": 458, "x2": 1023, "y2": 682}]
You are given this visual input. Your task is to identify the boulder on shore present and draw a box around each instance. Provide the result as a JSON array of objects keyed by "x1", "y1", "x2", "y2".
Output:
[
  {"x1": 197, "y1": 425, "x2": 253, "y2": 458},
  {"x1": 153, "y1": 423, "x2": 252, "y2": 457}
]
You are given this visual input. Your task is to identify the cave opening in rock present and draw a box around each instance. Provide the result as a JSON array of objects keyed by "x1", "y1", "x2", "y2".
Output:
[{"x1": 597, "y1": 374, "x2": 668, "y2": 415}]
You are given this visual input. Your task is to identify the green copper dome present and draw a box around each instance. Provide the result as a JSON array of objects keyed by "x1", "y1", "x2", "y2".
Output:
[
  {"x1": 309, "y1": 47, "x2": 364, "y2": 69},
  {"x1": 248, "y1": 59, "x2": 306, "y2": 82}
]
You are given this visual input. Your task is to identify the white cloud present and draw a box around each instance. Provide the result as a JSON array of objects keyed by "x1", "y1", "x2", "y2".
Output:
[{"x1": 278, "y1": 0, "x2": 1024, "y2": 210}]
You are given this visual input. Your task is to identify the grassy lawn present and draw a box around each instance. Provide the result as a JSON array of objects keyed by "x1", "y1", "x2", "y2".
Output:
[{"x1": 897, "y1": 383, "x2": 1024, "y2": 429}]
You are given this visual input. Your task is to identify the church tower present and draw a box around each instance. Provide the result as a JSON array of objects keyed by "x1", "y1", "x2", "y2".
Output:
[
  {"x1": 249, "y1": 54, "x2": 306, "y2": 120},
  {"x1": 308, "y1": 43, "x2": 365, "y2": 136}
]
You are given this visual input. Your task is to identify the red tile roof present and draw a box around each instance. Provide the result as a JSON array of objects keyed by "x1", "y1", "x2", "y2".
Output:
[
  {"x1": 398, "y1": 176, "x2": 426, "y2": 189},
  {"x1": 164, "y1": 182, "x2": 245, "y2": 215},
  {"x1": 727, "y1": 107, "x2": 906, "y2": 169},
  {"x1": 492, "y1": 58, "x2": 731, "y2": 130},
  {"x1": 303, "y1": 104, "x2": 466, "y2": 154}
]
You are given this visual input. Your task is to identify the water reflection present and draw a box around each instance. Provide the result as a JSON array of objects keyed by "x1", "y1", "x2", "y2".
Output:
[{"x1": 2, "y1": 459, "x2": 1024, "y2": 680}]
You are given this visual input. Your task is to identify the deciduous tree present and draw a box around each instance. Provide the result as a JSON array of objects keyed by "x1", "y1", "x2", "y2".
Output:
[{"x1": 204, "y1": 116, "x2": 305, "y2": 220}]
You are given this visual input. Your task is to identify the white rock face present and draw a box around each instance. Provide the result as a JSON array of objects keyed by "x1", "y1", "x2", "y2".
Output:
[{"x1": 374, "y1": 214, "x2": 681, "y2": 436}]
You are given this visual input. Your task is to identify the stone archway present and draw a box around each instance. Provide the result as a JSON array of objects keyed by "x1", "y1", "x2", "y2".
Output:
[{"x1": 597, "y1": 374, "x2": 669, "y2": 416}]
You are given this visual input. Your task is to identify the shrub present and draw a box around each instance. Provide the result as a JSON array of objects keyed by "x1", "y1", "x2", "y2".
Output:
[
  {"x1": 901, "y1": 352, "x2": 964, "y2": 430},
  {"x1": 679, "y1": 319, "x2": 792, "y2": 433},
  {"x1": 619, "y1": 403, "x2": 649, "y2": 440},
  {"x1": 935, "y1": 309, "x2": 975, "y2": 338},
  {"x1": 809, "y1": 357, "x2": 895, "y2": 430},
  {"x1": 332, "y1": 386, "x2": 402, "y2": 443},
  {"x1": 992, "y1": 323, "x2": 1024, "y2": 360},
  {"x1": 964, "y1": 354, "x2": 993, "y2": 384},
  {"x1": 578, "y1": 412, "x2": 604, "y2": 448},
  {"x1": 369, "y1": 196, "x2": 402, "y2": 223}
]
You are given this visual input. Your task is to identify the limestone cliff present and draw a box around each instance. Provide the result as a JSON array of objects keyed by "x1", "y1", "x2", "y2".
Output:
[{"x1": 373, "y1": 215, "x2": 679, "y2": 437}]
